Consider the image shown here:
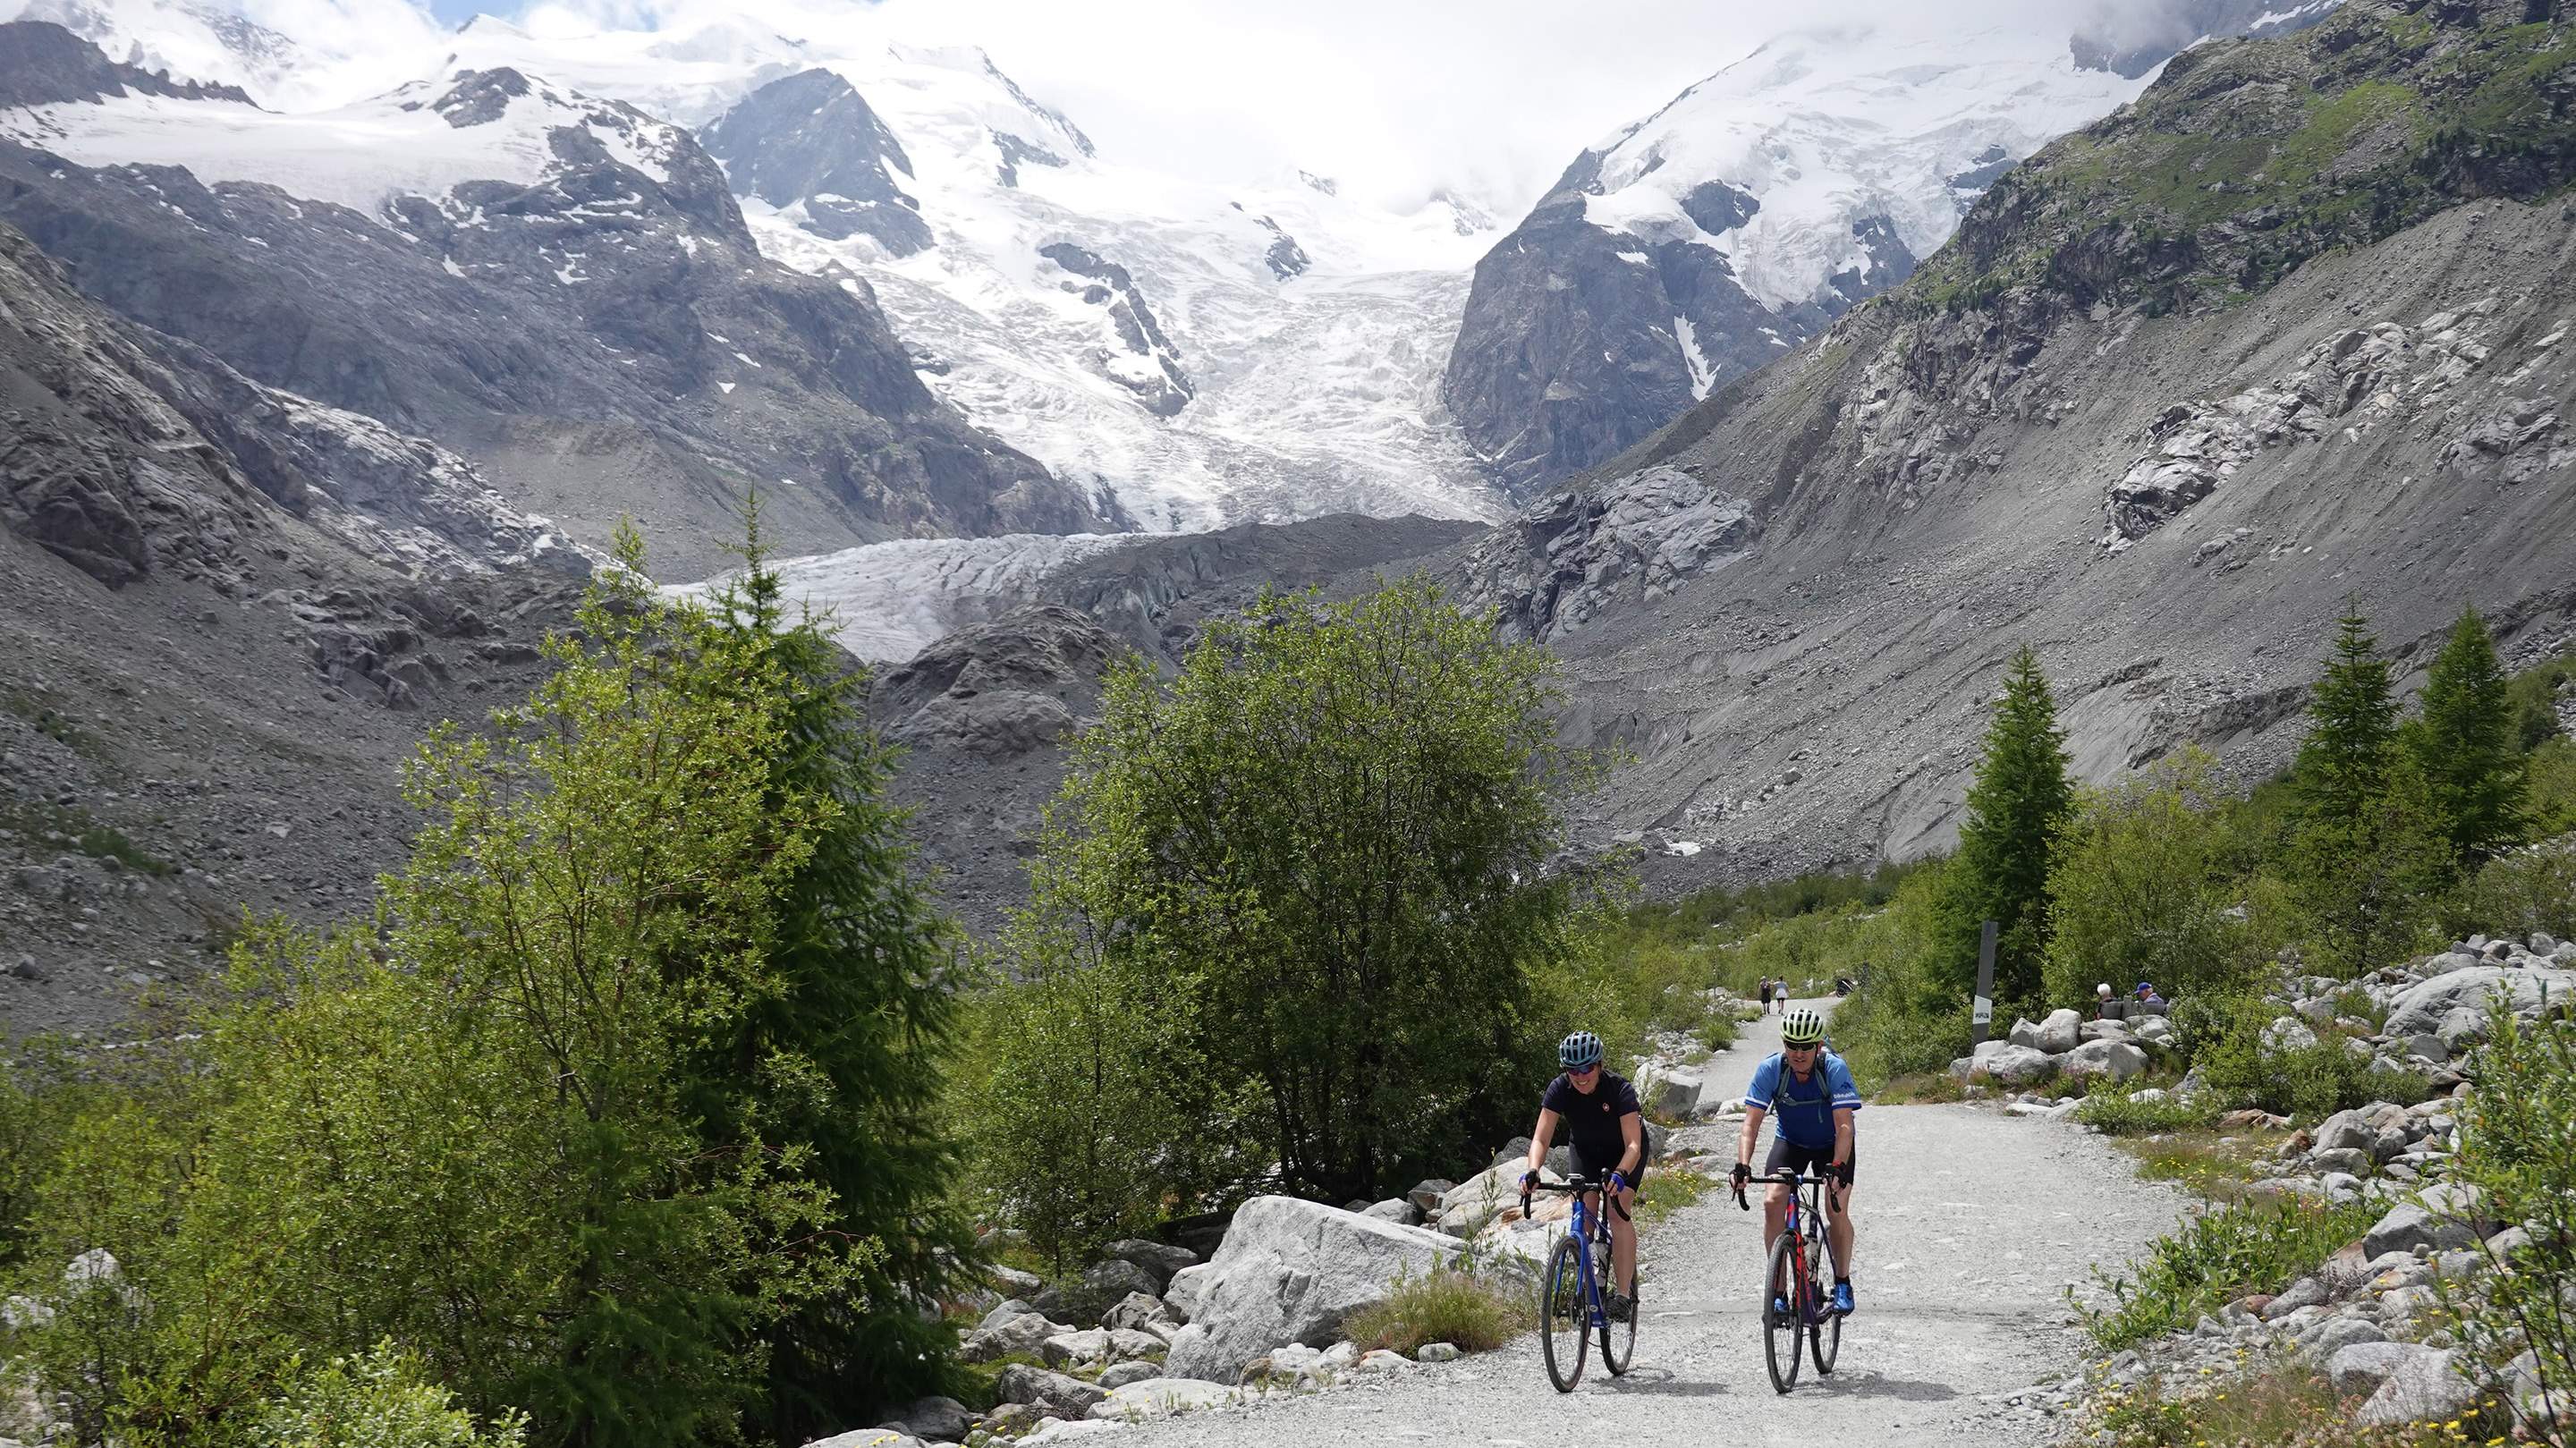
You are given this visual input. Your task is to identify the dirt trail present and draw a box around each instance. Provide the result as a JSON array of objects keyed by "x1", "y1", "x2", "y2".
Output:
[{"x1": 1113, "y1": 1002, "x2": 2192, "y2": 1447}]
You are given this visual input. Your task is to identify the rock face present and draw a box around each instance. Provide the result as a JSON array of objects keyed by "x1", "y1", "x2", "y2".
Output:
[
  {"x1": 1161, "y1": 1197, "x2": 1457, "y2": 1385},
  {"x1": 869, "y1": 605, "x2": 1126, "y2": 760},
  {"x1": 0, "y1": 24, "x2": 1119, "y2": 578},
  {"x1": 1038, "y1": 242, "x2": 1195, "y2": 418},
  {"x1": 1454, "y1": 463, "x2": 1753, "y2": 643},
  {"x1": 1436, "y1": 1, "x2": 2576, "y2": 891},
  {"x1": 1439, "y1": 6, "x2": 2334, "y2": 493},
  {"x1": 698, "y1": 67, "x2": 931, "y2": 256},
  {"x1": 2384, "y1": 965, "x2": 2576, "y2": 1039}
]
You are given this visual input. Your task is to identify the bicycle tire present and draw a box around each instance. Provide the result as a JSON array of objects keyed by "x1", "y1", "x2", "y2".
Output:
[
  {"x1": 1601, "y1": 1248, "x2": 1639, "y2": 1376},
  {"x1": 1808, "y1": 1215, "x2": 1841, "y2": 1374},
  {"x1": 1539, "y1": 1232, "x2": 1589, "y2": 1393},
  {"x1": 1763, "y1": 1228, "x2": 1802, "y2": 1393}
]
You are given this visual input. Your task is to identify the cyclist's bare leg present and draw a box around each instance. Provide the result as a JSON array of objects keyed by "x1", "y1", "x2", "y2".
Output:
[
  {"x1": 1825, "y1": 1181, "x2": 1856, "y2": 1279},
  {"x1": 1608, "y1": 1181, "x2": 1637, "y2": 1294},
  {"x1": 1762, "y1": 1181, "x2": 1791, "y2": 1253}
]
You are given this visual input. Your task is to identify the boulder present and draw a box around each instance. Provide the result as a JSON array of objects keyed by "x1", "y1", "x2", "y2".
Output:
[
  {"x1": 1416, "y1": 1342, "x2": 1462, "y2": 1362},
  {"x1": 1967, "y1": 1040, "x2": 2057, "y2": 1085},
  {"x1": 989, "y1": 1264, "x2": 1046, "y2": 1298},
  {"x1": 2314, "y1": 1108, "x2": 2377, "y2": 1156},
  {"x1": 1089, "y1": 1377, "x2": 1238, "y2": 1421},
  {"x1": 1161, "y1": 1196, "x2": 1462, "y2": 1385},
  {"x1": 2058, "y1": 1039, "x2": 2148, "y2": 1084},
  {"x1": 2007, "y1": 1017, "x2": 2043, "y2": 1050},
  {"x1": 1437, "y1": 1161, "x2": 1562, "y2": 1235},
  {"x1": 1101, "y1": 1291, "x2": 1170, "y2": 1333},
  {"x1": 810, "y1": 1433, "x2": 920, "y2": 1448},
  {"x1": 1040, "y1": 1328, "x2": 1111, "y2": 1369},
  {"x1": 2364, "y1": 1184, "x2": 2491, "y2": 1258},
  {"x1": 1081, "y1": 1258, "x2": 1165, "y2": 1308},
  {"x1": 1361, "y1": 1198, "x2": 1420, "y2": 1225},
  {"x1": 979, "y1": 1299, "x2": 1040, "y2": 1332},
  {"x1": 2355, "y1": 1347, "x2": 2480, "y2": 1427},
  {"x1": 2327, "y1": 1341, "x2": 2433, "y2": 1397},
  {"x1": 2035, "y1": 1009, "x2": 2082, "y2": 1054},
  {"x1": 2077, "y1": 1018, "x2": 2131, "y2": 1044},
  {"x1": 2307, "y1": 1147, "x2": 2373, "y2": 1177},
  {"x1": 1164, "y1": 1263, "x2": 1213, "y2": 1324},
  {"x1": 2132, "y1": 1014, "x2": 2174, "y2": 1046},
  {"x1": 889, "y1": 1397, "x2": 972, "y2": 1443},
  {"x1": 1404, "y1": 1179, "x2": 1453, "y2": 1214},
  {"x1": 1101, "y1": 1239, "x2": 1200, "y2": 1291},
  {"x1": 2264, "y1": 1017, "x2": 2319, "y2": 1054},
  {"x1": 1096, "y1": 1360, "x2": 1162, "y2": 1390},
  {"x1": 2385, "y1": 965, "x2": 2576, "y2": 1039},
  {"x1": 1643, "y1": 1067, "x2": 1704, "y2": 1117},
  {"x1": 2404, "y1": 1032, "x2": 2449, "y2": 1062},
  {"x1": 962, "y1": 1310, "x2": 1060, "y2": 1363},
  {"x1": 1106, "y1": 1327, "x2": 1166, "y2": 1361},
  {"x1": 996, "y1": 1364, "x2": 1110, "y2": 1418},
  {"x1": 2304, "y1": 1316, "x2": 2387, "y2": 1358}
]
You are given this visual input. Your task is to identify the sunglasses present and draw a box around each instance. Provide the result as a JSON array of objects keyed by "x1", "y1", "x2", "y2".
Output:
[
  {"x1": 1567, "y1": 1062, "x2": 1601, "y2": 1077},
  {"x1": 1784, "y1": 1042, "x2": 1819, "y2": 1053}
]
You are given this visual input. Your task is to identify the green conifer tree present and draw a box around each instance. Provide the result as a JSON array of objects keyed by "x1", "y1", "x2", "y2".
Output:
[
  {"x1": 2289, "y1": 608, "x2": 2449, "y2": 973},
  {"x1": 698, "y1": 498, "x2": 982, "y2": 1440},
  {"x1": 2411, "y1": 606, "x2": 2524, "y2": 866},
  {"x1": 1937, "y1": 646, "x2": 2073, "y2": 1016}
]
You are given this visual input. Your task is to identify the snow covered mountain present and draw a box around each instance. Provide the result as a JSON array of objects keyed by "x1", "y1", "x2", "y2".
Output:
[
  {"x1": 1445, "y1": 5, "x2": 2345, "y2": 492},
  {"x1": 430, "y1": 18, "x2": 1509, "y2": 531}
]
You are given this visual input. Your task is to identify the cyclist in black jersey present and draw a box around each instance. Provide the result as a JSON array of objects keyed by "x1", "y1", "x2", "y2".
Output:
[{"x1": 1521, "y1": 1030, "x2": 1643, "y2": 1321}]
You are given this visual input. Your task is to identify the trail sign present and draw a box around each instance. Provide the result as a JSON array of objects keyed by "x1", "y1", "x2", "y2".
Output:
[{"x1": 1970, "y1": 919, "x2": 1999, "y2": 1043}]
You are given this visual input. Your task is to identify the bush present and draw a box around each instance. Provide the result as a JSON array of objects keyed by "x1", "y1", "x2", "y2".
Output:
[
  {"x1": 2075, "y1": 1085, "x2": 2220, "y2": 1137},
  {"x1": 2045, "y1": 750, "x2": 2252, "y2": 1009},
  {"x1": 1339, "y1": 1269, "x2": 1530, "y2": 1358},
  {"x1": 2447, "y1": 834, "x2": 2576, "y2": 944},
  {"x1": 252, "y1": 1343, "x2": 527, "y2": 1448},
  {"x1": 2082, "y1": 1195, "x2": 2380, "y2": 1351},
  {"x1": 2184, "y1": 996, "x2": 2424, "y2": 1122},
  {"x1": 2438, "y1": 1003, "x2": 2576, "y2": 1435}
]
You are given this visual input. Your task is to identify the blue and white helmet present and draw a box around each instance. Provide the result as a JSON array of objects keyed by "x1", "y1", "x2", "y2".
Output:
[{"x1": 1558, "y1": 1030, "x2": 1604, "y2": 1069}]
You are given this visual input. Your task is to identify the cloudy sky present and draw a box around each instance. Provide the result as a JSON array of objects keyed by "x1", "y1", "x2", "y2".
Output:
[{"x1": 47, "y1": 0, "x2": 2121, "y2": 215}]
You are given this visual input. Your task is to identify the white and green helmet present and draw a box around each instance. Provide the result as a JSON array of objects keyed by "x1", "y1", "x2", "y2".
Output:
[{"x1": 1781, "y1": 1007, "x2": 1826, "y2": 1046}]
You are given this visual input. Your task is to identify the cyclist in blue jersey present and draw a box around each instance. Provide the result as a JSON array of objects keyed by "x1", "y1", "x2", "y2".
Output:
[{"x1": 1728, "y1": 1005, "x2": 1862, "y2": 1316}]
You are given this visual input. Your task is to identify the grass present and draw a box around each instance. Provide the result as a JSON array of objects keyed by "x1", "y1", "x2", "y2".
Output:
[
  {"x1": 2077, "y1": 1084, "x2": 2222, "y2": 1138},
  {"x1": 1694, "y1": 1012, "x2": 1737, "y2": 1054},
  {"x1": 1631, "y1": 1168, "x2": 1713, "y2": 1227},
  {"x1": 2080, "y1": 1195, "x2": 2379, "y2": 1351},
  {"x1": 1, "y1": 691, "x2": 101, "y2": 760},
  {"x1": 1340, "y1": 1269, "x2": 1530, "y2": 1358},
  {"x1": 1875, "y1": 1072, "x2": 1968, "y2": 1105},
  {"x1": 0, "y1": 798, "x2": 174, "y2": 876},
  {"x1": 2118, "y1": 1130, "x2": 2281, "y2": 1203}
]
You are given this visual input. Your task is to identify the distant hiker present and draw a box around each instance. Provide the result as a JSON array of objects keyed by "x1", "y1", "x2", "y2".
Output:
[{"x1": 1758, "y1": 977, "x2": 1775, "y2": 1012}]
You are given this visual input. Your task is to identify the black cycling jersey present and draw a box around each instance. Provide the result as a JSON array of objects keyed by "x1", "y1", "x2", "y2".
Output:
[{"x1": 1541, "y1": 1070, "x2": 1641, "y2": 1167}]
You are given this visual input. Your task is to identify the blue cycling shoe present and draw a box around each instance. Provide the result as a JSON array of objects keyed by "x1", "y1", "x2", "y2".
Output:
[
  {"x1": 1770, "y1": 1294, "x2": 1789, "y2": 1322},
  {"x1": 1832, "y1": 1280, "x2": 1855, "y2": 1316}
]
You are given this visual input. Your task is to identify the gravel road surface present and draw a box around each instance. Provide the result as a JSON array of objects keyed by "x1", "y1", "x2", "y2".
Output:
[{"x1": 1099, "y1": 1003, "x2": 2192, "y2": 1448}]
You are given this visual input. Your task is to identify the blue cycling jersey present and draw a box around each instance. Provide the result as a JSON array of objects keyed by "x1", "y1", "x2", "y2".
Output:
[{"x1": 1741, "y1": 1049, "x2": 1863, "y2": 1150}]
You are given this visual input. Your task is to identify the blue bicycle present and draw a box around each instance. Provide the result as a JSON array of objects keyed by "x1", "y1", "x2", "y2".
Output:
[{"x1": 1521, "y1": 1173, "x2": 1639, "y2": 1391}]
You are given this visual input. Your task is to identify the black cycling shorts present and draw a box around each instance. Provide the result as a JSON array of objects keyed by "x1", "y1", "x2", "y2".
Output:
[
  {"x1": 1764, "y1": 1138, "x2": 1856, "y2": 1185},
  {"x1": 1571, "y1": 1143, "x2": 1647, "y2": 1196}
]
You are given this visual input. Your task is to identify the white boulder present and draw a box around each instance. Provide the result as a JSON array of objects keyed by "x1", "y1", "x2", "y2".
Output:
[
  {"x1": 2035, "y1": 1009, "x2": 2082, "y2": 1054},
  {"x1": 2385, "y1": 965, "x2": 2576, "y2": 1038},
  {"x1": 1161, "y1": 1197, "x2": 1462, "y2": 1385},
  {"x1": 2058, "y1": 1038, "x2": 2148, "y2": 1084},
  {"x1": 1088, "y1": 1377, "x2": 1239, "y2": 1421}
]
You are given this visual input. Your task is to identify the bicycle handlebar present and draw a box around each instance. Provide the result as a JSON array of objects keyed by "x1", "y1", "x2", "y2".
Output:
[
  {"x1": 1518, "y1": 1173, "x2": 1634, "y2": 1223},
  {"x1": 1731, "y1": 1167, "x2": 1847, "y2": 1210}
]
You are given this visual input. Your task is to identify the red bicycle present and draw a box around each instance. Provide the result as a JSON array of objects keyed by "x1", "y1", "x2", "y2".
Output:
[{"x1": 1733, "y1": 1168, "x2": 1841, "y2": 1392}]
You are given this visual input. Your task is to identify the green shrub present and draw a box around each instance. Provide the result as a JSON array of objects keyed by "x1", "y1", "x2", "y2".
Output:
[
  {"x1": 2045, "y1": 750, "x2": 2252, "y2": 1011},
  {"x1": 2185, "y1": 997, "x2": 2423, "y2": 1122},
  {"x1": 2075, "y1": 1085, "x2": 2219, "y2": 1137},
  {"x1": 2437, "y1": 1003, "x2": 2576, "y2": 1432},
  {"x1": 2082, "y1": 1195, "x2": 2379, "y2": 1351},
  {"x1": 1340, "y1": 1269, "x2": 1530, "y2": 1357},
  {"x1": 1695, "y1": 1012, "x2": 1737, "y2": 1054},
  {"x1": 2447, "y1": 834, "x2": 2576, "y2": 944},
  {"x1": 251, "y1": 1343, "x2": 527, "y2": 1448}
]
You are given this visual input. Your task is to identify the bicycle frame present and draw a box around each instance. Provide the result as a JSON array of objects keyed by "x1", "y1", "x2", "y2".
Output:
[
  {"x1": 1527, "y1": 1176, "x2": 1629, "y2": 1329},
  {"x1": 1741, "y1": 1170, "x2": 1839, "y2": 1323}
]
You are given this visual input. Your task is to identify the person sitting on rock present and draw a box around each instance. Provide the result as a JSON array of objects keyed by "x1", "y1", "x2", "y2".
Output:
[
  {"x1": 1521, "y1": 1030, "x2": 1643, "y2": 1322},
  {"x1": 2095, "y1": 982, "x2": 2129, "y2": 1021},
  {"x1": 2134, "y1": 980, "x2": 2169, "y2": 1014},
  {"x1": 1731, "y1": 1006, "x2": 1861, "y2": 1317}
]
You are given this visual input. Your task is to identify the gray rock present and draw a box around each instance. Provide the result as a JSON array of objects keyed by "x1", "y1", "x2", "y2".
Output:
[
  {"x1": 1404, "y1": 1179, "x2": 1453, "y2": 1214},
  {"x1": 891, "y1": 1397, "x2": 972, "y2": 1444},
  {"x1": 2305, "y1": 1316, "x2": 2387, "y2": 1358},
  {"x1": 2385, "y1": 965, "x2": 2576, "y2": 1038},
  {"x1": 995, "y1": 1364, "x2": 1109, "y2": 1418},
  {"x1": 2007, "y1": 1016, "x2": 2043, "y2": 1050},
  {"x1": 6, "y1": 954, "x2": 45, "y2": 982},
  {"x1": 2264, "y1": 1017, "x2": 2319, "y2": 1053},
  {"x1": 2405, "y1": 1032, "x2": 2449, "y2": 1061},
  {"x1": 1106, "y1": 1327, "x2": 1166, "y2": 1361},
  {"x1": 2313, "y1": 1108, "x2": 2376, "y2": 1156},
  {"x1": 1161, "y1": 1196, "x2": 1464, "y2": 1384},
  {"x1": 1101, "y1": 1291, "x2": 1171, "y2": 1333},
  {"x1": 2035, "y1": 1009, "x2": 2083, "y2": 1054},
  {"x1": 1100, "y1": 1239, "x2": 1201, "y2": 1292},
  {"x1": 1966, "y1": 1040, "x2": 2058, "y2": 1085},
  {"x1": 811, "y1": 1432, "x2": 919, "y2": 1448},
  {"x1": 2355, "y1": 1347, "x2": 2479, "y2": 1427},
  {"x1": 1415, "y1": 1342, "x2": 1462, "y2": 1362},
  {"x1": 2260, "y1": 1274, "x2": 2328, "y2": 1319},
  {"x1": 2058, "y1": 1038, "x2": 2148, "y2": 1083},
  {"x1": 961, "y1": 1310, "x2": 1058, "y2": 1363},
  {"x1": 2364, "y1": 1184, "x2": 2491, "y2": 1258},
  {"x1": 979, "y1": 1299, "x2": 1039, "y2": 1332},
  {"x1": 1360, "y1": 1198, "x2": 1420, "y2": 1225},
  {"x1": 2326, "y1": 1341, "x2": 2433, "y2": 1397},
  {"x1": 2307, "y1": 1147, "x2": 2373, "y2": 1177},
  {"x1": 1164, "y1": 1263, "x2": 1213, "y2": 1324},
  {"x1": 1096, "y1": 1359, "x2": 1162, "y2": 1390},
  {"x1": 1039, "y1": 1327, "x2": 1110, "y2": 1369}
]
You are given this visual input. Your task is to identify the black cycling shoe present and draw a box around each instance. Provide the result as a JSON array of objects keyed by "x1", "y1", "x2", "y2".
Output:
[{"x1": 1604, "y1": 1289, "x2": 1634, "y2": 1323}]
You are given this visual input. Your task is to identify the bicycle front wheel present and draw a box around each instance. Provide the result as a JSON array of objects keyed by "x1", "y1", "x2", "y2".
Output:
[
  {"x1": 1601, "y1": 1257, "x2": 1639, "y2": 1376},
  {"x1": 1539, "y1": 1232, "x2": 1589, "y2": 1393},
  {"x1": 1763, "y1": 1229, "x2": 1802, "y2": 1393},
  {"x1": 1809, "y1": 1232, "x2": 1842, "y2": 1374}
]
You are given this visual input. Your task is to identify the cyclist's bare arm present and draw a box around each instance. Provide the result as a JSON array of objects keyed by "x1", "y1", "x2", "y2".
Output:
[
  {"x1": 1735, "y1": 1104, "x2": 1767, "y2": 1171},
  {"x1": 1831, "y1": 1106, "x2": 1855, "y2": 1169},
  {"x1": 1616, "y1": 1112, "x2": 1643, "y2": 1181},
  {"x1": 1526, "y1": 1108, "x2": 1562, "y2": 1179}
]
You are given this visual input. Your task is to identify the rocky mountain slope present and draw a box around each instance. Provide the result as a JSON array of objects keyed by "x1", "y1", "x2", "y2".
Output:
[
  {"x1": 1449, "y1": 0, "x2": 2576, "y2": 896},
  {"x1": 0, "y1": 21, "x2": 1114, "y2": 578},
  {"x1": 0, "y1": 211, "x2": 596, "y2": 1041},
  {"x1": 1443, "y1": 4, "x2": 2345, "y2": 494}
]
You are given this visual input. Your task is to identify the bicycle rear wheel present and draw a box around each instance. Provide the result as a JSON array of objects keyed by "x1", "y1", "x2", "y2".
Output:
[
  {"x1": 1763, "y1": 1230, "x2": 1802, "y2": 1393},
  {"x1": 1539, "y1": 1232, "x2": 1589, "y2": 1393},
  {"x1": 1600, "y1": 1248, "x2": 1639, "y2": 1376}
]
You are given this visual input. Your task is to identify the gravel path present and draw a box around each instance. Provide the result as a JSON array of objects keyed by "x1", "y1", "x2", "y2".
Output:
[{"x1": 1105, "y1": 1003, "x2": 2193, "y2": 1448}]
